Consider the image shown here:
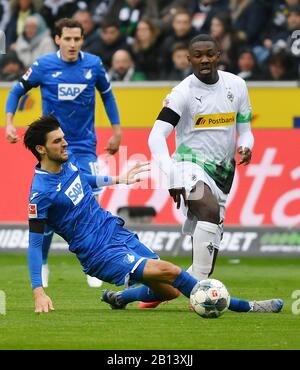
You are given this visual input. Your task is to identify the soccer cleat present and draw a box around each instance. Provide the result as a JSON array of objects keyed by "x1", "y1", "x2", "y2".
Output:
[
  {"x1": 42, "y1": 263, "x2": 49, "y2": 288},
  {"x1": 138, "y1": 301, "x2": 162, "y2": 309},
  {"x1": 249, "y1": 299, "x2": 284, "y2": 313},
  {"x1": 101, "y1": 289, "x2": 127, "y2": 309},
  {"x1": 86, "y1": 275, "x2": 103, "y2": 288}
]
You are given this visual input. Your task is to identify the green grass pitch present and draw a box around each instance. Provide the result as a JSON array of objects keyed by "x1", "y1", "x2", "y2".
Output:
[{"x1": 0, "y1": 254, "x2": 299, "y2": 350}]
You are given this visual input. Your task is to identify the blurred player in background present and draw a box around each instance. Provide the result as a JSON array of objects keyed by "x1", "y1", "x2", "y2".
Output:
[
  {"x1": 5, "y1": 18, "x2": 122, "y2": 288},
  {"x1": 148, "y1": 34, "x2": 283, "y2": 313},
  {"x1": 24, "y1": 116, "x2": 200, "y2": 314}
]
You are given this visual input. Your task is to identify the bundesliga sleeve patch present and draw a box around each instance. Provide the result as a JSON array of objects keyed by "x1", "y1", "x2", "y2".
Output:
[
  {"x1": 23, "y1": 68, "x2": 32, "y2": 81},
  {"x1": 28, "y1": 204, "x2": 38, "y2": 219}
]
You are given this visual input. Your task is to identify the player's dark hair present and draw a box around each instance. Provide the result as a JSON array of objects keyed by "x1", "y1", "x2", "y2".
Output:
[
  {"x1": 189, "y1": 34, "x2": 219, "y2": 50},
  {"x1": 55, "y1": 18, "x2": 84, "y2": 37},
  {"x1": 24, "y1": 115, "x2": 61, "y2": 161}
]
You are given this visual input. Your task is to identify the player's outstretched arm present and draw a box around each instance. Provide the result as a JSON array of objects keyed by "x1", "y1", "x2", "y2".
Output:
[
  {"x1": 115, "y1": 162, "x2": 150, "y2": 185},
  {"x1": 84, "y1": 162, "x2": 150, "y2": 188},
  {"x1": 33, "y1": 287, "x2": 54, "y2": 314}
]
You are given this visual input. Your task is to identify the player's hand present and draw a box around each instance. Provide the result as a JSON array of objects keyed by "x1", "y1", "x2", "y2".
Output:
[
  {"x1": 118, "y1": 162, "x2": 150, "y2": 185},
  {"x1": 33, "y1": 287, "x2": 55, "y2": 314},
  {"x1": 169, "y1": 187, "x2": 187, "y2": 209},
  {"x1": 5, "y1": 124, "x2": 19, "y2": 143},
  {"x1": 105, "y1": 134, "x2": 121, "y2": 155},
  {"x1": 237, "y1": 146, "x2": 252, "y2": 166}
]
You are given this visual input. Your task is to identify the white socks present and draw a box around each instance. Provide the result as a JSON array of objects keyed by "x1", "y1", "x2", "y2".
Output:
[{"x1": 187, "y1": 221, "x2": 218, "y2": 281}]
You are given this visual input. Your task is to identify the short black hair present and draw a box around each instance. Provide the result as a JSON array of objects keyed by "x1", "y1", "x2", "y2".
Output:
[
  {"x1": 24, "y1": 115, "x2": 61, "y2": 161},
  {"x1": 54, "y1": 18, "x2": 84, "y2": 37},
  {"x1": 189, "y1": 34, "x2": 219, "y2": 49}
]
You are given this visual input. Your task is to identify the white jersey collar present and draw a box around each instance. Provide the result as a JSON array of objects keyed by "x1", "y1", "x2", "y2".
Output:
[
  {"x1": 56, "y1": 50, "x2": 84, "y2": 61},
  {"x1": 192, "y1": 72, "x2": 221, "y2": 89}
]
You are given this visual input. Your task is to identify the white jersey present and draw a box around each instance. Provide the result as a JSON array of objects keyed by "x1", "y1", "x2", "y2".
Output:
[{"x1": 164, "y1": 71, "x2": 252, "y2": 194}]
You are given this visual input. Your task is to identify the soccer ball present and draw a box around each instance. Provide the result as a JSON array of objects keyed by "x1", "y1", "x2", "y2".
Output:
[{"x1": 190, "y1": 279, "x2": 230, "y2": 319}]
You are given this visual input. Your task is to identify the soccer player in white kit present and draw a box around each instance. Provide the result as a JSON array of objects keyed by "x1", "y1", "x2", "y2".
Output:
[{"x1": 145, "y1": 34, "x2": 283, "y2": 313}]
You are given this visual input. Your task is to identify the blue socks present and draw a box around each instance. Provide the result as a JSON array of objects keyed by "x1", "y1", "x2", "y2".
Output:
[
  {"x1": 120, "y1": 285, "x2": 252, "y2": 312},
  {"x1": 42, "y1": 225, "x2": 54, "y2": 264},
  {"x1": 172, "y1": 270, "x2": 198, "y2": 298},
  {"x1": 120, "y1": 285, "x2": 161, "y2": 304},
  {"x1": 229, "y1": 297, "x2": 251, "y2": 312},
  {"x1": 120, "y1": 270, "x2": 198, "y2": 304}
]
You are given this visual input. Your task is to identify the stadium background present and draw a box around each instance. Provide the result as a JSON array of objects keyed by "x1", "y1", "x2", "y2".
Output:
[{"x1": 0, "y1": 81, "x2": 300, "y2": 257}]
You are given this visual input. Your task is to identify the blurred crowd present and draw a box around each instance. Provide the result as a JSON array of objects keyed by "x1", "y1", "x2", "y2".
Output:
[{"x1": 0, "y1": 0, "x2": 300, "y2": 82}]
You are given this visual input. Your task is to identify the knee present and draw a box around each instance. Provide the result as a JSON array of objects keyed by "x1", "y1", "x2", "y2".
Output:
[
  {"x1": 189, "y1": 200, "x2": 220, "y2": 224},
  {"x1": 172, "y1": 290, "x2": 181, "y2": 299},
  {"x1": 158, "y1": 261, "x2": 181, "y2": 281}
]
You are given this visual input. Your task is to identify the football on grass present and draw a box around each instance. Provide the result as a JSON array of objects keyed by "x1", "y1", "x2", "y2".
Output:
[{"x1": 190, "y1": 279, "x2": 230, "y2": 319}]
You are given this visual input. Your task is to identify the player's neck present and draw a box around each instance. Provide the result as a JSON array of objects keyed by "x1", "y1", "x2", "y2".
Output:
[
  {"x1": 59, "y1": 50, "x2": 80, "y2": 63},
  {"x1": 196, "y1": 71, "x2": 219, "y2": 85},
  {"x1": 40, "y1": 160, "x2": 63, "y2": 174}
]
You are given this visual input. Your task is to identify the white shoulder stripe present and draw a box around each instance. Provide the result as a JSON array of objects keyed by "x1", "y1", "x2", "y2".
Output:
[
  {"x1": 35, "y1": 170, "x2": 48, "y2": 175},
  {"x1": 101, "y1": 86, "x2": 112, "y2": 95}
]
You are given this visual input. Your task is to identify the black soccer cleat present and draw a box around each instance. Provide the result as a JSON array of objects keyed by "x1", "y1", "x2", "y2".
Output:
[{"x1": 101, "y1": 289, "x2": 127, "y2": 309}]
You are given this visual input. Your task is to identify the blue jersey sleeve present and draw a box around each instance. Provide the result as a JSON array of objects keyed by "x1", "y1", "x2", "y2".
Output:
[
  {"x1": 101, "y1": 90, "x2": 120, "y2": 125},
  {"x1": 5, "y1": 83, "x2": 26, "y2": 113},
  {"x1": 28, "y1": 230, "x2": 44, "y2": 289},
  {"x1": 21, "y1": 63, "x2": 43, "y2": 89},
  {"x1": 28, "y1": 194, "x2": 51, "y2": 220},
  {"x1": 95, "y1": 58, "x2": 120, "y2": 125},
  {"x1": 68, "y1": 151, "x2": 113, "y2": 188},
  {"x1": 85, "y1": 175, "x2": 113, "y2": 188},
  {"x1": 27, "y1": 192, "x2": 50, "y2": 289},
  {"x1": 6, "y1": 62, "x2": 43, "y2": 114}
]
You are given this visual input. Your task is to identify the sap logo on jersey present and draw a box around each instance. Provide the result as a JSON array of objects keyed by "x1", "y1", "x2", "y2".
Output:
[
  {"x1": 65, "y1": 176, "x2": 84, "y2": 205},
  {"x1": 58, "y1": 84, "x2": 87, "y2": 100}
]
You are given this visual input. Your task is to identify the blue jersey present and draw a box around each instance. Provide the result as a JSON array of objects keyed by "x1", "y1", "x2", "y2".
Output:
[
  {"x1": 28, "y1": 158, "x2": 121, "y2": 266},
  {"x1": 27, "y1": 157, "x2": 158, "y2": 289},
  {"x1": 6, "y1": 51, "x2": 120, "y2": 155}
]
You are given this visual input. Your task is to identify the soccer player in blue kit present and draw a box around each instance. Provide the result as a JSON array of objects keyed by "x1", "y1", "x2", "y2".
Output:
[
  {"x1": 6, "y1": 18, "x2": 121, "y2": 288},
  {"x1": 24, "y1": 116, "x2": 200, "y2": 314}
]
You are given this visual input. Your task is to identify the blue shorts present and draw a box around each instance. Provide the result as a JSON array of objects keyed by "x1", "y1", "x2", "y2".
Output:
[{"x1": 84, "y1": 224, "x2": 159, "y2": 287}]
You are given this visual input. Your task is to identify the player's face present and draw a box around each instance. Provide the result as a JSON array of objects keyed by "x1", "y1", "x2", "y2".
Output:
[
  {"x1": 55, "y1": 27, "x2": 83, "y2": 62},
  {"x1": 44, "y1": 128, "x2": 69, "y2": 164},
  {"x1": 188, "y1": 41, "x2": 220, "y2": 83}
]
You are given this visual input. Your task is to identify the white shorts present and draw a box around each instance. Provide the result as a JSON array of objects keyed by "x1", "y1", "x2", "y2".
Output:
[{"x1": 171, "y1": 161, "x2": 227, "y2": 239}]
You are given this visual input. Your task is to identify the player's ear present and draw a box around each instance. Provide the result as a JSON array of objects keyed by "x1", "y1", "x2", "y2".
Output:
[
  {"x1": 54, "y1": 35, "x2": 61, "y2": 47},
  {"x1": 36, "y1": 145, "x2": 45, "y2": 156}
]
